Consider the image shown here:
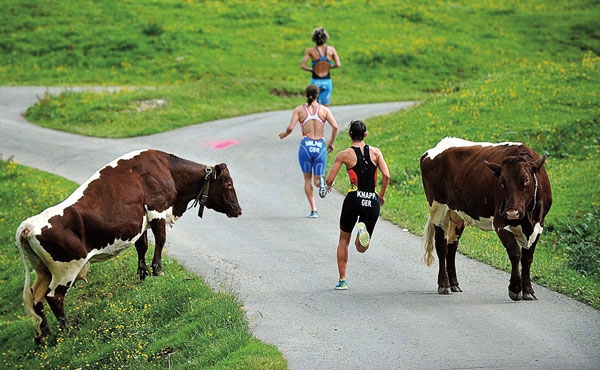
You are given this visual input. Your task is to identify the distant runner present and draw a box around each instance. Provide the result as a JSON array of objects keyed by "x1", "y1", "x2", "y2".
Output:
[
  {"x1": 323, "y1": 120, "x2": 390, "y2": 290},
  {"x1": 279, "y1": 84, "x2": 339, "y2": 218},
  {"x1": 300, "y1": 27, "x2": 341, "y2": 106}
]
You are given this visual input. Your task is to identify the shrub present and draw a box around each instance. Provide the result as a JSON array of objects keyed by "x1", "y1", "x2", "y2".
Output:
[{"x1": 559, "y1": 206, "x2": 600, "y2": 278}]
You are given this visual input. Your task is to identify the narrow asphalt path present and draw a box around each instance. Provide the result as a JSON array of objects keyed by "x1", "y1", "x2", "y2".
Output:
[{"x1": 2, "y1": 87, "x2": 599, "y2": 370}]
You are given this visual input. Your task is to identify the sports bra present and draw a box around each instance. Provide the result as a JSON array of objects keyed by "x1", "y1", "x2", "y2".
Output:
[{"x1": 300, "y1": 104, "x2": 325, "y2": 128}]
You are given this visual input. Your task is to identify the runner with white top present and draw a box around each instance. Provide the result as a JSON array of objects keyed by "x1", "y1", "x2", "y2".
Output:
[{"x1": 279, "y1": 84, "x2": 339, "y2": 217}]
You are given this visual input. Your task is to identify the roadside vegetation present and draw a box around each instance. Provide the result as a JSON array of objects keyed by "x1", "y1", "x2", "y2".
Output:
[
  {"x1": 0, "y1": 0, "x2": 598, "y2": 368},
  {"x1": 0, "y1": 158, "x2": 286, "y2": 369}
]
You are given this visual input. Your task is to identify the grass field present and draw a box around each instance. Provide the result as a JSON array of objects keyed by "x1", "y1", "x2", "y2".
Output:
[{"x1": 1, "y1": 0, "x2": 599, "y2": 368}]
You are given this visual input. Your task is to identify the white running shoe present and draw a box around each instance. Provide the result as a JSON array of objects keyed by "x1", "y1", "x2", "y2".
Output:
[
  {"x1": 309, "y1": 210, "x2": 319, "y2": 218},
  {"x1": 318, "y1": 175, "x2": 328, "y2": 199},
  {"x1": 357, "y1": 222, "x2": 370, "y2": 248}
]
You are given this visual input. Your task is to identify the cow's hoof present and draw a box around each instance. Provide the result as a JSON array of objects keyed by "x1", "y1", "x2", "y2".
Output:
[
  {"x1": 523, "y1": 292, "x2": 537, "y2": 301},
  {"x1": 153, "y1": 270, "x2": 165, "y2": 277},
  {"x1": 34, "y1": 335, "x2": 44, "y2": 346},
  {"x1": 509, "y1": 289, "x2": 522, "y2": 301},
  {"x1": 438, "y1": 287, "x2": 451, "y2": 295},
  {"x1": 450, "y1": 285, "x2": 462, "y2": 292}
]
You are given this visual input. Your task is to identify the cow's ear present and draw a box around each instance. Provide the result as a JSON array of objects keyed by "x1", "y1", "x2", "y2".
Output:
[
  {"x1": 532, "y1": 154, "x2": 547, "y2": 172},
  {"x1": 213, "y1": 163, "x2": 227, "y2": 179},
  {"x1": 484, "y1": 160, "x2": 502, "y2": 177}
]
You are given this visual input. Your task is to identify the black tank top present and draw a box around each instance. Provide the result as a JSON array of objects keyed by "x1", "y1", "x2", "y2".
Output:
[{"x1": 348, "y1": 145, "x2": 377, "y2": 192}]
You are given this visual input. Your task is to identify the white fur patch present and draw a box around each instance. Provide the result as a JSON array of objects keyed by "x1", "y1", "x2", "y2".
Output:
[
  {"x1": 86, "y1": 235, "x2": 144, "y2": 263},
  {"x1": 453, "y1": 210, "x2": 494, "y2": 231},
  {"x1": 146, "y1": 206, "x2": 179, "y2": 229},
  {"x1": 503, "y1": 223, "x2": 543, "y2": 249},
  {"x1": 428, "y1": 201, "x2": 494, "y2": 243},
  {"x1": 424, "y1": 137, "x2": 522, "y2": 160}
]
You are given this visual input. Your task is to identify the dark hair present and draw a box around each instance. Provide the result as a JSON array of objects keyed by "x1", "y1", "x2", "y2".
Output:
[
  {"x1": 305, "y1": 84, "x2": 320, "y2": 105},
  {"x1": 348, "y1": 120, "x2": 367, "y2": 141},
  {"x1": 311, "y1": 27, "x2": 329, "y2": 45}
]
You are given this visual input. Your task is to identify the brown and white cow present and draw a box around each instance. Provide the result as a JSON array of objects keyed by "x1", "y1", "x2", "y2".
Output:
[
  {"x1": 15, "y1": 149, "x2": 242, "y2": 342},
  {"x1": 420, "y1": 137, "x2": 552, "y2": 301}
]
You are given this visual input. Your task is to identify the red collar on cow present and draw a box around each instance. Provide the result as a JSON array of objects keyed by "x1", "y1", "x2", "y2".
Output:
[{"x1": 189, "y1": 166, "x2": 214, "y2": 218}]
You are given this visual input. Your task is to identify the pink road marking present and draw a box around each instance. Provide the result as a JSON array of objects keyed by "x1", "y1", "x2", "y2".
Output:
[{"x1": 203, "y1": 140, "x2": 239, "y2": 149}]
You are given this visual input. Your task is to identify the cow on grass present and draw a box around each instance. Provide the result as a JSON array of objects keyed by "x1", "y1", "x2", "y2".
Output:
[{"x1": 16, "y1": 149, "x2": 242, "y2": 342}]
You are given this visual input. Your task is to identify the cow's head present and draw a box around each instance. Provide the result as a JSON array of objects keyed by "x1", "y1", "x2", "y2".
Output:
[
  {"x1": 206, "y1": 163, "x2": 242, "y2": 218},
  {"x1": 485, "y1": 155, "x2": 547, "y2": 220}
]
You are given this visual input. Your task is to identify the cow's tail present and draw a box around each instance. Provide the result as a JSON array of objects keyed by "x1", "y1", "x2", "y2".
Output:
[
  {"x1": 16, "y1": 228, "x2": 43, "y2": 337},
  {"x1": 422, "y1": 216, "x2": 436, "y2": 266}
]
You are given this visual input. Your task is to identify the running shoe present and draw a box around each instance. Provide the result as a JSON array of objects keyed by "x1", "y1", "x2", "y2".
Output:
[
  {"x1": 318, "y1": 175, "x2": 328, "y2": 199},
  {"x1": 357, "y1": 222, "x2": 370, "y2": 248},
  {"x1": 335, "y1": 279, "x2": 348, "y2": 290},
  {"x1": 308, "y1": 210, "x2": 319, "y2": 218}
]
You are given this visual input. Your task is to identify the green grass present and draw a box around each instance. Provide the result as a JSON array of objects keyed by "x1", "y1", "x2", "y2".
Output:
[
  {"x1": 3, "y1": 0, "x2": 597, "y2": 137},
  {"x1": 1, "y1": 0, "x2": 599, "y2": 367},
  {"x1": 0, "y1": 159, "x2": 286, "y2": 369}
]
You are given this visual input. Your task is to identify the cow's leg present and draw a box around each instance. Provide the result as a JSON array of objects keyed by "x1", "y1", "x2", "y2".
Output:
[
  {"x1": 135, "y1": 231, "x2": 150, "y2": 280},
  {"x1": 45, "y1": 285, "x2": 71, "y2": 330},
  {"x1": 150, "y1": 219, "x2": 167, "y2": 276},
  {"x1": 521, "y1": 242, "x2": 537, "y2": 300},
  {"x1": 434, "y1": 225, "x2": 451, "y2": 294},
  {"x1": 447, "y1": 221, "x2": 465, "y2": 293},
  {"x1": 497, "y1": 229, "x2": 522, "y2": 301},
  {"x1": 32, "y1": 273, "x2": 52, "y2": 343}
]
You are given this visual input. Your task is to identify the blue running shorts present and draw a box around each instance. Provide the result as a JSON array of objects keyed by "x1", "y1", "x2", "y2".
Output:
[
  {"x1": 310, "y1": 78, "x2": 333, "y2": 105},
  {"x1": 298, "y1": 137, "x2": 327, "y2": 176}
]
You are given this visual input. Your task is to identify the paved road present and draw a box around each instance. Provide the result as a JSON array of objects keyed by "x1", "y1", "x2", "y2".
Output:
[{"x1": 2, "y1": 87, "x2": 599, "y2": 370}]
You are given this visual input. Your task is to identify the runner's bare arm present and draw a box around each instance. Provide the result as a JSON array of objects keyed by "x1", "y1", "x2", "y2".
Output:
[
  {"x1": 374, "y1": 148, "x2": 390, "y2": 205},
  {"x1": 326, "y1": 110, "x2": 339, "y2": 153},
  {"x1": 300, "y1": 48, "x2": 313, "y2": 72},
  {"x1": 279, "y1": 108, "x2": 301, "y2": 139},
  {"x1": 325, "y1": 149, "x2": 351, "y2": 189},
  {"x1": 325, "y1": 154, "x2": 342, "y2": 189},
  {"x1": 330, "y1": 46, "x2": 341, "y2": 69}
]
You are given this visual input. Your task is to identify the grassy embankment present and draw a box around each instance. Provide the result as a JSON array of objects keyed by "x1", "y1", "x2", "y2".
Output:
[
  {"x1": 0, "y1": 160, "x2": 286, "y2": 369},
  {"x1": 1, "y1": 0, "x2": 598, "y2": 368}
]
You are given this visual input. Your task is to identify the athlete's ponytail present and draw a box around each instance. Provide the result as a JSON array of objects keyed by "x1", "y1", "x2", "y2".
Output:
[{"x1": 305, "y1": 84, "x2": 320, "y2": 105}]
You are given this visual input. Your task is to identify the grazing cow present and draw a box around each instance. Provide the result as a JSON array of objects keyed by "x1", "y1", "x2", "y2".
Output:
[
  {"x1": 15, "y1": 149, "x2": 242, "y2": 342},
  {"x1": 420, "y1": 138, "x2": 552, "y2": 301}
]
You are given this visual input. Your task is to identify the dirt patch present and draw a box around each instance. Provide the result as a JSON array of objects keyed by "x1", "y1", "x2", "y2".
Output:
[{"x1": 270, "y1": 88, "x2": 303, "y2": 98}]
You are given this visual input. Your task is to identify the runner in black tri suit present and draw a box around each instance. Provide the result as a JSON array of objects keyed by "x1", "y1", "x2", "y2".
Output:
[{"x1": 323, "y1": 120, "x2": 390, "y2": 290}]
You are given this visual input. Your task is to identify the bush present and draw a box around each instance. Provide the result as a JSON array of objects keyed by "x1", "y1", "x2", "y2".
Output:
[{"x1": 560, "y1": 206, "x2": 600, "y2": 278}]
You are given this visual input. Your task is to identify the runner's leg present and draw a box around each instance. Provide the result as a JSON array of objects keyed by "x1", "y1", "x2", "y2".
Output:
[
  {"x1": 303, "y1": 172, "x2": 317, "y2": 212},
  {"x1": 337, "y1": 230, "x2": 352, "y2": 281},
  {"x1": 298, "y1": 139, "x2": 317, "y2": 213}
]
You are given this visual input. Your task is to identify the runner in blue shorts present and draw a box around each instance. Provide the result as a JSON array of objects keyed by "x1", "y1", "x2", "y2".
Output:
[
  {"x1": 310, "y1": 78, "x2": 333, "y2": 106},
  {"x1": 323, "y1": 120, "x2": 390, "y2": 290},
  {"x1": 279, "y1": 85, "x2": 339, "y2": 218},
  {"x1": 300, "y1": 27, "x2": 341, "y2": 106}
]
